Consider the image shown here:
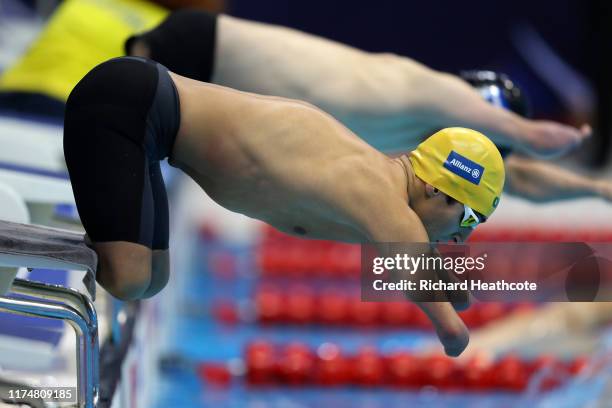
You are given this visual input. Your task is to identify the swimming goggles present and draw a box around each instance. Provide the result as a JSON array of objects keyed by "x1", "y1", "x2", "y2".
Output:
[{"x1": 460, "y1": 204, "x2": 486, "y2": 229}]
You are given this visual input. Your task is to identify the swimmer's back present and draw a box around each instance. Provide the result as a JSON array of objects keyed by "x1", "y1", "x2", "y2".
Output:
[{"x1": 169, "y1": 73, "x2": 402, "y2": 237}]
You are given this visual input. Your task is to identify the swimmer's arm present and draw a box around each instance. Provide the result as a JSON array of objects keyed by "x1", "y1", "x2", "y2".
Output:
[
  {"x1": 358, "y1": 200, "x2": 469, "y2": 357},
  {"x1": 215, "y1": 15, "x2": 402, "y2": 113},
  {"x1": 217, "y1": 15, "x2": 483, "y2": 119},
  {"x1": 504, "y1": 155, "x2": 612, "y2": 203},
  {"x1": 399, "y1": 70, "x2": 590, "y2": 158},
  {"x1": 215, "y1": 15, "x2": 589, "y2": 157},
  {"x1": 466, "y1": 303, "x2": 612, "y2": 357}
]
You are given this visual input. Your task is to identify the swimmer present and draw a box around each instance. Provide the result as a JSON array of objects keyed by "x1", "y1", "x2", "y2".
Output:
[
  {"x1": 125, "y1": 10, "x2": 590, "y2": 158},
  {"x1": 63, "y1": 56, "x2": 505, "y2": 357},
  {"x1": 462, "y1": 71, "x2": 612, "y2": 204},
  {"x1": 126, "y1": 11, "x2": 612, "y2": 204}
]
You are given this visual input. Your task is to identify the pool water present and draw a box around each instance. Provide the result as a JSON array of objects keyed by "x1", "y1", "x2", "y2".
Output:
[{"x1": 153, "y1": 235, "x2": 611, "y2": 408}]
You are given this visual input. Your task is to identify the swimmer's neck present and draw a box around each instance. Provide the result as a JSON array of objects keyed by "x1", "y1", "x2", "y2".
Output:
[{"x1": 394, "y1": 154, "x2": 423, "y2": 205}]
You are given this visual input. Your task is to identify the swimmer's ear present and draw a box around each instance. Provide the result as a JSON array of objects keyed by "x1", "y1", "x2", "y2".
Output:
[
  {"x1": 425, "y1": 184, "x2": 457, "y2": 205},
  {"x1": 425, "y1": 184, "x2": 441, "y2": 197}
]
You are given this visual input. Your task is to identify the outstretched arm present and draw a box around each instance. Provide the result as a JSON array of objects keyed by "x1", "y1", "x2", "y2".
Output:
[
  {"x1": 214, "y1": 15, "x2": 589, "y2": 157},
  {"x1": 465, "y1": 303, "x2": 612, "y2": 357},
  {"x1": 360, "y1": 199, "x2": 470, "y2": 357},
  {"x1": 505, "y1": 155, "x2": 612, "y2": 203}
]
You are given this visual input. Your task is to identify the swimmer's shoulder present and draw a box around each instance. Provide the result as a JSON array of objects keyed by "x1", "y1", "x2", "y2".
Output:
[{"x1": 325, "y1": 154, "x2": 410, "y2": 237}]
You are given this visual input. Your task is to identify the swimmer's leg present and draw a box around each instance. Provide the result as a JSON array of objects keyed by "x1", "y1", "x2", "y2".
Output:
[
  {"x1": 63, "y1": 57, "x2": 162, "y2": 300},
  {"x1": 65, "y1": 123, "x2": 155, "y2": 300},
  {"x1": 142, "y1": 162, "x2": 170, "y2": 299},
  {"x1": 146, "y1": 250, "x2": 170, "y2": 298},
  {"x1": 90, "y1": 157, "x2": 171, "y2": 300},
  {"x1": 93, "y1": 242, "x2": 152, "y2": 300}
]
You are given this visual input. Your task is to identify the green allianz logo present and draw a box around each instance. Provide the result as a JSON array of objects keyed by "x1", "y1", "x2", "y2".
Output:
[{"x1": 443, "y1": 151, "x2": 484, "y2": 185}]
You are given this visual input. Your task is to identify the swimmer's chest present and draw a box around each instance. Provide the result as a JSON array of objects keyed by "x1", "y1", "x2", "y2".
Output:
[
  {"x1": 206, "y1": 184, "x2": 362, "y2": 242},
  {"x1": 265, "y1": 216, "x2": 363, "y2": 242}
]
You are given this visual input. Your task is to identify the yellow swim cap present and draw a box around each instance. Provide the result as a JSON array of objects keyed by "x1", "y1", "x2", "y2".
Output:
[{"x1": 409, "y1": 127, "x2": 505, "y2": 217}]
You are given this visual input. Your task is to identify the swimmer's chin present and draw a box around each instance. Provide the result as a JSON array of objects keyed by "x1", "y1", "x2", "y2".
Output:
[{"x1": 434, "y1": 235, "x2": 463, "y2": 244}]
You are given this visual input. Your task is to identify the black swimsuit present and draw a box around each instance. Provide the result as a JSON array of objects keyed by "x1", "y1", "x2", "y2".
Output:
[{"x1": 63, "y1": 56, "x2": 180, "y2": 249}]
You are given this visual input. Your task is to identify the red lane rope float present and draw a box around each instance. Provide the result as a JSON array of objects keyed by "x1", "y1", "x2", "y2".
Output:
[
  {"x1": 256, "y1": 226, "x2": 612, "y2": 278},
  {"x1": 212, "y1": 285, "x2": 535, "y2": 329},
  {"x1": 196, "y1": 341, "x2": 588, "y2": 392}
]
